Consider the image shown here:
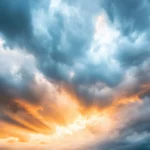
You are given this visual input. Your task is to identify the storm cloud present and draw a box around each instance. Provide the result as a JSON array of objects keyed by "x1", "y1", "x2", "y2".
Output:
[{"x1": 0, "y1": 0, "x2": 150, "y2": 149}]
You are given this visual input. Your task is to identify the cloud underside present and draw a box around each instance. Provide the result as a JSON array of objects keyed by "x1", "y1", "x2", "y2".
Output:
[{"x1": 0, "y1": 0, "x2": 150, "y2": 149}]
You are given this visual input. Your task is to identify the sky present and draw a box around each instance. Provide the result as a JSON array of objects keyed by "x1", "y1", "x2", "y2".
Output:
[{"x1": 0, "y1": 0, "x2": 150, "y2": 150}]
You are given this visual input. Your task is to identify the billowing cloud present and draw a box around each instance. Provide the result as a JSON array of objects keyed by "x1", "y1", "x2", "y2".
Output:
[{"x1": 0, "y1": 0, "x2": 150, "y2": 149}]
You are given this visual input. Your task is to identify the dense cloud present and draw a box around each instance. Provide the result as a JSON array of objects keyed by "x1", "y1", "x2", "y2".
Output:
[
  {"x1": 103, "y1": 0, "x2": 150, "y2": 35},
  {"x1": 85, "y1": 96, "x2": 150, "y2": 150},
  {"x1": 0, "y1": 0, "x2": 33, "y2": 46},
  {"x1": 0, "y1": 0, "x2": 150, "y2": 149}
]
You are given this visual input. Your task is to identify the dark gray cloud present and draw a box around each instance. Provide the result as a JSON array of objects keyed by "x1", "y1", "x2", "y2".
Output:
[
  {"x1": 115, "y1": 39, "x2": 150, "y2": 67},
  {"x1": 94, "y1": 137, "x2": 150, "y2": 150},
  {"x1": 0, "y1": 0, "x2": 33, "y2": 46},
  {"x1": 0, "y1": 0, "x2": 150, "y2": 111},
  {"x1": 0, "y1": 0, "x2": 96, "y2": 83},
  {"x1": 0, "y1": 0, "x2": 150, "y2": 88},
  {"x1": 83, "y1": 97, "x2": 150, "y2": 150},
  {"x1": 102, "y1": 0, "x2": 150, "y2": 69},
  {"x1": 103, "y1": 0, "x2": 150, "y2": 35}
]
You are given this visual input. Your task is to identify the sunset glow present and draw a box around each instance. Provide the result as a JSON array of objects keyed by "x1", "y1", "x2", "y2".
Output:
[{"x1": 0, "y1": 0, "x2": 150, "y2": 150}]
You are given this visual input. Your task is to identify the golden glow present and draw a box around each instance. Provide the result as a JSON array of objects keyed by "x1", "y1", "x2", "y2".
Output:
[{"x1": 0, "y1": 73, "x2": 143, "y2": 150}]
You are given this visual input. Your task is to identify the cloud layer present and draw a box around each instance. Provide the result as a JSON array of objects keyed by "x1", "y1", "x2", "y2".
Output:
[{"x1": 0, "y1": 0, "x2": 150, "y2": 149}]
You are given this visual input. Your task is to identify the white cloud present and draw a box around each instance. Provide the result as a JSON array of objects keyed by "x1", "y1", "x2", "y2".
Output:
[
  {"x1": 88, "y1": 12, "x2": 120, "y2": 65},
  {"x1": 0, "y1": 37, "x2": 37, "y2": 83}
]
